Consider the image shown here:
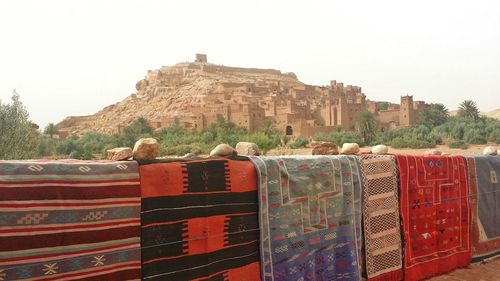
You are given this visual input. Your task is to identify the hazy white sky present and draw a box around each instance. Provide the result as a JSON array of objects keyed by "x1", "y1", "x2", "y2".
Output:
[{"x1": 1, "y1": 0, "x2": 499, "y2": 128}]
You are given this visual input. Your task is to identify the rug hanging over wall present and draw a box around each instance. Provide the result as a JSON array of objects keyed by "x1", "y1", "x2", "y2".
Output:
[
  {"x1": 139, "y1": 158, "x2": 261, "y2": 281},
  {"x1": 0, "y1": 160, "x2": 142, "y2": 281},
  {"x1": 466, "y1": 156, "x2": 500, "y2": 263},
  {"x1": 250, "y1": 155, "x2": 363, "y2": 281},
  {"x1": 358, "y1": 155, "x2": 402, "y2": 281},
  {"x1": 395, "y1": 155, "x2": 471, "y2": 281}
]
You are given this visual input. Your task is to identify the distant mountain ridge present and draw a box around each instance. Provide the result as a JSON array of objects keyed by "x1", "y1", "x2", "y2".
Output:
[{"x1": 449, "y1": 109, "x2": 500, "y2": 119}]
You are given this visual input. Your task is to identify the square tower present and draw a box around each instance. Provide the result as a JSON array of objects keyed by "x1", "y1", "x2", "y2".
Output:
[
  {"x1": 195, "y1": 54, "x2": 207, "y2": 63},
  {"x1": 400, "y1": 95, "x2": 415, "y2": 126}
]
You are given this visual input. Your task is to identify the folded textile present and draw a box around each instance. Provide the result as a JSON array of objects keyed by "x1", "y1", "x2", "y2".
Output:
[
  {"x1": 395, "y1": 155, "x2": 471, "y2": 281},
  {"x1": 466, "y1": 156, "x2": 500, "y2": 263},
  {"x1": 358, "y1": 155, "x2": 402, "y2": 281},
  {"x1": 250, "y1": 155, "x2": 363, "y2": 281},
  {"x1": 0, "y1": 160, "x2": 141, "y2": 281},
  {"x1": 140, "y1": 158, "x2": 261, "y2": 281}
]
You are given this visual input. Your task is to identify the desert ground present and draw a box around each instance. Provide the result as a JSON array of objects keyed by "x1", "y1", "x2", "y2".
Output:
[{"x1": 267, "y1": 144, "x2": 496, "y2": 156}]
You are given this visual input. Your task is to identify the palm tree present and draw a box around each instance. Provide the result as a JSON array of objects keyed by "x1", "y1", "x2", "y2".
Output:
[
  {"x1": 44, "y1": 123, "x2": 58, "y2": 139},
  {"x1": 356, "y1": 111, "x2": 376, "y2": 145},
  {"x1": 457, "y1": 100, "x2": 480, "y2": 120},
  {"x1": 260, "y1": 119, "x2": 279, "y2": 138}
]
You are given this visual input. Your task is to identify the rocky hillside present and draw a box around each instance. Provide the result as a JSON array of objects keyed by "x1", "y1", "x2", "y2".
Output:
[{"x1": 57, "y1": 61, "x2": 302, "y2": 136}]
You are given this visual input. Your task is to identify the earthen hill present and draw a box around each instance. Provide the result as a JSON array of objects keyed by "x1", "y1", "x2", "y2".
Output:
[{"x1": 57, "y1": 54, "x2": 430, "y2": 138}]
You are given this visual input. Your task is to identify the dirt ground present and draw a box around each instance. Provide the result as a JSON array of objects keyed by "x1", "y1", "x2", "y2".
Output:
[
  {"x1": 430, "y1": 258, "x2": 500, "y2": 281},
  {"x1": 266, "y1": 144, "x2": 496, "y2": 156}
]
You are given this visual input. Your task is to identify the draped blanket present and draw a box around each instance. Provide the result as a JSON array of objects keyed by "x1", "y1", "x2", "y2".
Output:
[
  {"x1": 395, "y1": 155, "x2": 471, "y2": 281},
  {"x1": 250, "y1": 156, "x2": 362, "y2": 281},
  {"x1": 358, "y1": 155, "x2": 402, "y2": 281},
  {"x1": 466, "y1": 156, "x2": 500, "y2": 263},
  {"x1": 139, "y1": 158, "x2": 261, "y2": 281},
  {"x1": 0, "y1": 160, "x2": 141, "y2": 281}
]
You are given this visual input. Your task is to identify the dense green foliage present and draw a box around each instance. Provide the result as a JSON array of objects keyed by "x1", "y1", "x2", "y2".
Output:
[
  {"x1": 372, "y1": 125, "x2": 441, "y2": 148},
  {"x1": 313, "y1": 129, "x2": 364, "y2": 147},
  {"x1": 418, "y1": 104, "x2": 449, "y2": 128},
  {"x1": 0, "y1": 93, "x2": 39, "y2": 159},
  {"x1": 36, "y1": 116, "x2": 284, "y2": 158}
]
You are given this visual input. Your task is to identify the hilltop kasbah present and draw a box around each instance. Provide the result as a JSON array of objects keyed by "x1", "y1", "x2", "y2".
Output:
[{"x1": 57, "y1": 54, "x2": 430, "y2": 138}]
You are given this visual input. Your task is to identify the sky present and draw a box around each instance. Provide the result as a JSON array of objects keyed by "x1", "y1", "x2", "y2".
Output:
[{"x1": 0, "y1": 0, "x2": 499, "y2": 129}]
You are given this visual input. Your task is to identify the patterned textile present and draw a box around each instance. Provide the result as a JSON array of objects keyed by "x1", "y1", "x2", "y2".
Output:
[
  {"x1": 359, "y1": 155, "x2": 402, "y2": 281},
  {"x1": 140, "y1": 158, "x2": 261, "y2": 281},
  {"x1": 466, "y1": 156, "x2": 500, "y2": 263},
  {"x1": 250, "y1": 155, "x2": 362, "y2": 281},
  {"x1": 395, "y1": 155, "x2": 471, "y2": 281},
  {"x1": 0, "y1": 160, "x2": 141, "y2": 281}
]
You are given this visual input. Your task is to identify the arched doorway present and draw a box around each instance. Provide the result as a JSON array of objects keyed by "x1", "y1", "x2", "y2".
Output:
[{"x1": 285, "y1": 125, "x2": 293, "y2": 136}]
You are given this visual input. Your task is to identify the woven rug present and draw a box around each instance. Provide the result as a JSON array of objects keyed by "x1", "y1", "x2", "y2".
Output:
[
  {"x1": 140, "y1": 158, "x2": 261, "y2": 281},
  {"x1": 249, "y1": 155, "x2": 362, "y2": 281},
  {"x1": 466, "y1": 156, "x2": 500, "y2": 263},
  {"x1": 395, "y1": 155, "x2": 471, "y2": 281},
  {"x1": 0, "y1": 160, "x2": 141, "y2": 281},
  {"x1": 358, "y1": 155, "x2": 402, "y2": 281}
]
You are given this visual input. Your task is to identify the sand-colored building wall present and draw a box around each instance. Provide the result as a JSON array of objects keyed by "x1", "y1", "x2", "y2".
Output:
[{"x1": 377, "y1": 110, "x2": 400, "y2": 124}]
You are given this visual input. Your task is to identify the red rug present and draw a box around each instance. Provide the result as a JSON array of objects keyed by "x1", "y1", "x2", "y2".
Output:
[
  {"x1": 140, "y1": 158, "x2": 261, "y2": 281},
  {"x1": 395, "y1": 155, "x2": 471, "y2": 281}
]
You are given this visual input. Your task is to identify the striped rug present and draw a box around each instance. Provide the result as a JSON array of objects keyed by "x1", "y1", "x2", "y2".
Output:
[
  {"x1": 139, "y1": 158, "x2": 261, "y2": 281},
  {"x1": 0, "y1": 160, "x2": 141, "y2": 281}
]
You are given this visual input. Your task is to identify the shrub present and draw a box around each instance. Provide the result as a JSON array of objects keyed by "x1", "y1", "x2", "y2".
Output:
[
  {"x1": 245, "y1": 133, "x2": 280, "y2": 154},
  {"x1": 38, "y1": 137, "x2": 58, "y2": 157},
  {"x1": 448, "y1": 140, "x2": 468, "y2": 149},
  {"x1": 289, "y1": 137, "x2": 309, "y2": 149},
  {"x1": 160, "y1": 143, "x2": 207, "y2": 156},
  {"x1": 463, "y1": 129, "x2": 487, "y2": 144},
  {"x1": 390, "y1": 137, "x2": 436, "y2": 149}
]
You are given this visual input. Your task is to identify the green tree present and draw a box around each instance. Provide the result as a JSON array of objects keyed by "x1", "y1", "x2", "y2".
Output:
[
  {"x1": 259, "y1": 119, "x2": 279, "y2": 138},
  {"x1": 115, "y1": 117, "x2": 154, "y2": 147},
  {"x1": 38, "y1": 137, "x2": 57, "y2": 157},
  {"x1": 355, "y1": 111, "x2": 376, "y2": 145},
  {"x1": 0, "y1": 92, "x2": 39, "y2": 159},
  {"x1": 457, "y1": 100, "x2": 480, "y2": 120},
  {"x1": 44, "y1": 123, "x2": 58, "y2": 138},
  {"x1": 376, "y1": 101, "x2": 390, "y2": 111},
  {"x1": 418, "y1": 103, "x2": 449, "y2": 128},
  {"x1": 201, "y1": 116, "x2": 247, "y2": 147}
]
